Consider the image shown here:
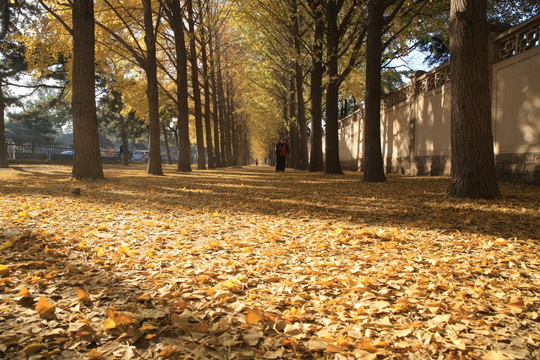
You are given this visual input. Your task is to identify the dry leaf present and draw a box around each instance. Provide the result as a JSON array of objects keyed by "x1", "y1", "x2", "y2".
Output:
[
  {"x1": 35, "y1": 296, "x2": 55, "y2": 319},
  {"x1": 246, "y1": 308, "x2": 265, "y2": 324}
]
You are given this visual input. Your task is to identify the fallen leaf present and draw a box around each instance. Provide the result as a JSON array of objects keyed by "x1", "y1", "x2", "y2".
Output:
[
  {"x1": 246, "y1": 308, "x2": 265, "y2": 324},
  {"x1": 35, "y1": 296, "x2": 55, "y2": 319}
]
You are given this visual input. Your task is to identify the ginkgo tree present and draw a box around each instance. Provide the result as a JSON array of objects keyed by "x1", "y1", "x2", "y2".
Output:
[
  {"x1": 95, "y1": 0, "x2": 165, "y2": 176},
  {"x1": 230, "y1": 0, "x2": 308, "y2": 168},
  {"x1": 34, "y1": 0, "x2": 104, "y2": 179},
  {"x1": 0, "y1": 0, "x2": 31, "y2": 168}
]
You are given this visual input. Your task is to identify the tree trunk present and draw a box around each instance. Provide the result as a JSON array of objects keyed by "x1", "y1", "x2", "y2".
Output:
[
  {"x1": 119, "y1": 114, "x2": 129, "y2": 166},
  {"x1": 186, "y1": 0, "x2": 206, "y2": 170},
  {"x1": 142, "y1": 0, "x2": 163, "y2": 176},
  {"x1": 209, "y1": 36, "x2": 222, "y2": 167},
  {"x1": 227, "y1": 81, "x2": 235, "y2": 165},
  {"x1": 197, "y1": 0, "x2": 214, "y2": 169},
  {"x1": 288, "y1": 75, "x2": 297, "y2": 168},
  {"x1": 292, "y1": 0, "x2": 308, "y2": 170},
  {"x1": 0, "y1": 80, "x2": 8, "y2": 168},
  {"x1": 223, "y1": 78, "x2": 233, "y2": 166},
  {"x1": 162, "y1": 123, "x2": 172, "y2": 164},
  {"x1": 217, "y1": 56, "x2": 228, "y2": 166},
  {"x1": 166, "y1": 0, "x2": 191, "y2": 172},
  {"x1": 324, "y1": 1, "x2": 343, "y2": 175},
  {"x1": 234, "y1": 116, "x2": 243, "y2": 167},
  {"x1": 71, "y1": 0, "x2": 103, "y2": 179},
  {"x1": 448, "y1": 0, "x2": 499, "y2": 198},
  {"x1": 308, "y1": 0, "x2": 325, "y2": 172},
  {"x1": 363, "y1": 0, "x2": 386, "y2": 182}
]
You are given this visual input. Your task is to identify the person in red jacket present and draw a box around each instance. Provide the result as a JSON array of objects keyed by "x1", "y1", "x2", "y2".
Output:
[{"x1": 275, "y1": 137, "x2": 289, "y2": 172}]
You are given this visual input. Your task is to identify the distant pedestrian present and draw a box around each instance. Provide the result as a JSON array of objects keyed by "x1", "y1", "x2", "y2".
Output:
[
  {"x1": 255, "y1": 158, "x2": 259, "y2": 166},
  {"x1": 275, "y1": 137, "x2": 289, "y2": 172},
  {"x1": 118, "y1": 143, "x2": 124, "y2": 160}
]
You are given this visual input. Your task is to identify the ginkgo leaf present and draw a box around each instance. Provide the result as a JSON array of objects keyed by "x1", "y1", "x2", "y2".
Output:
[
  {"x1": 425, "y1": 301, "x2": 443, "y2": 314},
  {"x1": 16, "y1": 286, "x2": 31, "y2": 299},
  {"x1": 142, "y1": 323, "x2": 158, "y2": 332},
  {"x1": 103, "y1": 317, "x2": 117, "y2": 330},
  {"x1": 115, "y1": 313, "x2": 135, "y2": 325},
  {"x1": 0, "y1": 265, "x2": 8, "y2": 276},
  {"x1": 88, "y1": 348, "x2": 106, "y2": 360},
  {"x1": 242, "y1": 327, "x2": 263, "y2": 346},
  {"x1": 245, "y1": 308, "x2": 264, "y2": 324},
  {"x1": 35, "y1": 296, "x2": 55, "y2": 319},
  {"x1": 75, "y1": 288, "x2": 92, "y2": 304},
  {"x1": 355, "y1": 340, "x2": 377, "y2": 352},
  {"x1": 190, "y1": 322, "x2": 209, "y2": 333},
  {"x1": 117, "y1": 246, "x2": 130, "y2": 255},
  {"x1": 24, "y1": 343, "x2": 41, "y2": 356}
]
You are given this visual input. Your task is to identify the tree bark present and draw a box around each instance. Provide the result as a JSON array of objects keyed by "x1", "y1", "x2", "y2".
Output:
[
  {"x1": 0, "y1": 80, "x2": 8, "y2": 168},
  {"x1": 324, "y1": 0, "x2": 343, "y2": 175},
  {"x1": 162, "y1": 123, "x2": 172, "y2": 164},
  {"x1": 363, "y1": 0, "x2": 387, "y2": 182},
  {"x1": 186, "y1": 0, "x2": 206, "y2": 170},
  {"x1": 209, "y1": 35, "x2": 222, "y2": 167},
  {"x1": 224, "y1": 80, "x2": 234, "y2": 165},
  {"x1": 119, "y1": 114, "x2": 129, "y2": 166},
  {"x1": 288, "y1": 75, "x2": 298, "y2": 168},
  {"x1": 71, "y1": 0, "x2": 103, "y2": 179},
  {"x1": 198, "y1": 0, "x2": 215, "y2": 169},
  {"x1": 142, "y1": 0, "x2": 163, "y2": 176},
  {"x1": 448, "y1": 0, "x2": 499, "y2": 198},
  {"x1": 292, "y1": 0, "x2": 308, "y2": 170},
  {"x1": 216, "y1": 49, "x2": 228, "y2": 166},
  {"x1": 165, "y1": 0, "x2": 192, "y2": 172},
  {"x1": 308, "y1": 0, "x2": 324, "y2": 172}
]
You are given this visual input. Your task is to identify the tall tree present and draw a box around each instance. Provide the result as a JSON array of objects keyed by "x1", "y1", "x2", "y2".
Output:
[
  {"x1": 362, "y1": 0, "x2": 387, "y2": 182},
  {"x1": 36, "y1": 0, "x2": 104, "y2": 178},
  {"x1": 323, "y1": 0, "x2": 366, "y2": 175},
  {"x1": 291, "y1": 0, "x2": 308, "y2": 170},
  {"x1": 0, "y1": 0, "x2": 17, "y2": 168},
  {"x1": 186, "y1": 0, "x2": 206, "y2": 170},
  {"x1": 363, "y1": 0, "x2": 433, "y2": 182},
  {"x1": 447, "y1": 0, "x2": 499, "y2": 198},
  {"x1": 141, "y1": 0, "x2": 164, "y2": 175},
  {"x1": 307, "y1": 0, "x2": 325, "y2": 172},
  {"x1": 208, "y1": 33, "x2": 223, "y2": 167},
  {"x1": 198, "y1": 0, "x2": 215, "y2": 169},
  {"x1": 2, "y1": 1, "x2": 67, "y2": 168},
  {"x1": 71, "y1": 0, "x2": 104, "y2": 179},
  {"x1": 95, "y1": 0, "x2": 164, "y2": 175},
  {"x1": 163, "y1": 0, "x2": 192, "y2": 172}
]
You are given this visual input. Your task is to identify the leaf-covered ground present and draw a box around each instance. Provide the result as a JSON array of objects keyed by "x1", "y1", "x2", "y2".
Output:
[{"x1": 0, "y1": 164, "x2": 539, "y2": 360}]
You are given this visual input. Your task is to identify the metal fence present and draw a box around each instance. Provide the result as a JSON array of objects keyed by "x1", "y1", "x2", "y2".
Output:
[{"x1": 4, "y1": 143, "x2": 121, "y2": 163}]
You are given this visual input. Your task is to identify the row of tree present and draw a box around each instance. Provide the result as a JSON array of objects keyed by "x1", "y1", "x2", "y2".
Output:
[
  {"x1": 230, "y1": 0, "x2": 536, "y2": 198},
  {"x1": 1, "y1": 0, "x2": 252, "y2": 176},
  {"x1": 0, "y1": 0, "x2": 538, "y2": 198}
]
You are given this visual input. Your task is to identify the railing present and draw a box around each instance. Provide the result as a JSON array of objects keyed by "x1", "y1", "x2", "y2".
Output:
[
  {"x1": 381, "y1": 63, "x2": 451, "y2": 109},
  {"x1": 495, "y1": 14, "x2": 540, "y2": 61},
  {"x1": 4, "y1": 143, "x2": 121, "y2": 162},
  {"x1": 379, "y1": 14, "x2": 540, "y2": 110}
]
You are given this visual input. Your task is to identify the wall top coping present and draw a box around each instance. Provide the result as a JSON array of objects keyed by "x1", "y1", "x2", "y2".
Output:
[
  {"x1": 494, "y1": 14, "x2": 539, "y2": 61},
  {"x1": 494, "y1": 13, "x2": 540, "y2": 43},
  {"x1": 340, "y1": 15, "x2": 539, "y2": 118},
  {"x1": 380, "y1": 15, "x2": 539, "y2": 109}
]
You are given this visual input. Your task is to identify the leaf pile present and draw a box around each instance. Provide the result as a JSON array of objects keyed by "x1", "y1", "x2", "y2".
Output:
[{"x1": 0, "y1": 164, "x2": 539, "y2": 359}]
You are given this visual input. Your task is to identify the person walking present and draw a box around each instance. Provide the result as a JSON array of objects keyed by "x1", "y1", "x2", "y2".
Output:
[{"x1": 275, "y1": 136, "x2": 289, "y2": 172}]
